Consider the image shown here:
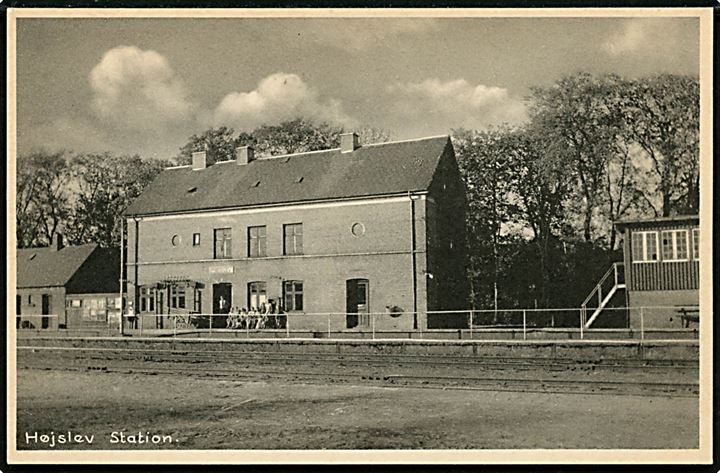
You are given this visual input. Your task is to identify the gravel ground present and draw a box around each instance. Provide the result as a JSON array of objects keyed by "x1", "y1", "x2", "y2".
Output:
[{"x1": 15, "y1": 368, "x2": 698, "y2": 450}]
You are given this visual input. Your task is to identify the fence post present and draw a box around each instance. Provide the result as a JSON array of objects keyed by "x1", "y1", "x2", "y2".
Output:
[
  {"x1": 173, "y1": 316, "x2": 177, "y2": 338},
  {"x1": 640, "y1": 307, "x2": 645, "y2": 343},
  {"x1": 579, "y1": 309, "x2": 584, "y2": 340},
  {"x1": 469, "y1": 311, "x2": 473, "y2": 340},
  {"x1": 286, "y1": 314, "x2": 290, "y2": 338},
  {"x1": 246, "y1": 316, "x2": 249, "y2": 339},
  {"x1": 209, "y1": 314, "x2": 213, "y2": 336},
  {"x1": 523, "y1": 310, "x2": 527, "y2": 340},
  {"x1": 372, "y1": 313, "x2": 376, "y2": 340},
  {"x1": 328, "y1": 314, "x2": 331, "y2": 339}
]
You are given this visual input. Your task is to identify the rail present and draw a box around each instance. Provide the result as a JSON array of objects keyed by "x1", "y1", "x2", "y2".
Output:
[
  {"x1": 582, "y1": 262, "x2": 626, "y2": 328},
  {"x1": 108, "y1": 305, "x2": 699, "y2": 342}
]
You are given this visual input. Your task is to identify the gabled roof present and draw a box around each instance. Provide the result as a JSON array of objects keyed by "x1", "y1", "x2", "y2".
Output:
[
  {"x1": 125, "y1": 136, "x2": 452, "y2": 216},
  {"x1": 16, "y1": 244, "x2": 97, "y2": 288}
]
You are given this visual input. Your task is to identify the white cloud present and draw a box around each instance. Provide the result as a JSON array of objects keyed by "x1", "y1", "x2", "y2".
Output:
[
  {"x1": 89, "y1": 46, "x2": 193, "y2": 129},
  {"x1": 213, "y1": 73, "x2": 356, "y2": 130},
  {"x1": 387, "y1": 79, "x2": 527, "y2": 133}
]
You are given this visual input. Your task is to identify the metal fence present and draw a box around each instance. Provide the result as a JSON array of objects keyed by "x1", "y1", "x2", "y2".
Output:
[{"x1": 104, "y1": 305, "x2": 699, "y2": 341}]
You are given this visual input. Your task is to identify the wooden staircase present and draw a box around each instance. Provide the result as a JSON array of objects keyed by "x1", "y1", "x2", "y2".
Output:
[{"x1": 581, "y1": 262, "x2": 626, "y2": 328}]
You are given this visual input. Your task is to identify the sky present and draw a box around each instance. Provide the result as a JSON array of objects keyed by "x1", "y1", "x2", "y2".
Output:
[{"x1": 15, "y1": 15, "x2": 700, "y2": 160}]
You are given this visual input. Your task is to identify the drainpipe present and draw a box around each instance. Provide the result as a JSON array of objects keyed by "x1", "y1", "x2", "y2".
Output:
[
  {"x1": 119, "y1": 217, "x2": 124, "y2": 335},
  {"x1": 133, "y1": 216, "x2": 140, "y2": 333},
  {"x1": 409, "y1": 191, "x2": 418, "y2": 330}
]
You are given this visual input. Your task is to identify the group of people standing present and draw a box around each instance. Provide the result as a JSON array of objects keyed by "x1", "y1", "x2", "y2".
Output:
[{"x1": 225, "y1": 300, "x2": 285, "y2": 330}]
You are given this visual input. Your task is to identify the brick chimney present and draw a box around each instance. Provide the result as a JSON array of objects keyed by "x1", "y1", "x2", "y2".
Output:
[
  {"x1": 192, "y1": 151, "x2": 207, "y2": 170},
  {"x1": 52, "y1": 233, "x2": 64, "y2": 251},
  {"x1": 236, "y1": 146, "x2": 255, "y2": 165},
  {"x1": 340, "y1": 133, "x2": 360, "y2": 153}
]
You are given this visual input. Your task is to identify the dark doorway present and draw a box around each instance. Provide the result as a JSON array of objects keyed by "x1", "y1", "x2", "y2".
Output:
[
  {"x1": 156, "y1": 290, "x2": 165, "y2": 329},
  {"x1": 41, "y1": 294, "x2": 51, "y2": 329},
  {"x1": 16, "y1": 295, "x2": 21, "y2": 328},
  {"x1": 212, "y1": 283, "x2": 232, "y2": 328},
  {"x1": 346, "y1": 279, "x2": 369, "y2": 329}
]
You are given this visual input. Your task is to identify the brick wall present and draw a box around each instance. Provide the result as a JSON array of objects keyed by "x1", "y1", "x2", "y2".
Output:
[{"x1": 126, "y1": 196, "x2": 432, "y2": 330}]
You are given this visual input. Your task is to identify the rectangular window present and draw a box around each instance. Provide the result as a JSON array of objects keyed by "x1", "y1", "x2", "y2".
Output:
[
  {"x1": 214, "y1": 228, "x2": 232, "y2": 259},
  {"x1": 283, "y1": 281, "x2": 304, "y2": 311},
  {"x1": 170, "y1": 286, "x2": 186, "y2": 309},
  {"x1": 66, "y1": 299, "x2": 82, "y2": 308},
  {"x1": 248, "y1": 226, "x2": 267, "y2": 257},
  {"x1": 692, "y1": 228, "x2": 700, "y2": 260},
  {"x1": 631, "y1": 231, "x2": 659, "y2": 263},
  {"x1": 661, "y1": 229, "x2": 689, "y2": 262},
  {"x1": 193, "y1": 233, "x2": 201, "y2": 246},
  {"x1": 140, "y1": 287, "x2": 155, "y2": 313},
  {"x1": 248, "y1": 282, "x2": 267, "y2": 310},
  {"x1": 283, "y1": 223, "x2": 303, "y2": 255}
]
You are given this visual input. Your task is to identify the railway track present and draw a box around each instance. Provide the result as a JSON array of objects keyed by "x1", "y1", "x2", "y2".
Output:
[
  {"x1": 17, "y1": 345, "x2": 698, "y2": 397},
  {"x1": 16, "y1": 345, "x2": 698, "y2": 370}
]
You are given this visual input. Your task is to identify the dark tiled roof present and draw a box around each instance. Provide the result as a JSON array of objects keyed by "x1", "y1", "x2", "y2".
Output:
[
  {"x1": 125, "y1": 136, "x2": 451, "y2": 216},
  {"x1": 16, "y1": 244, "x2": 97, "y2": 288}
]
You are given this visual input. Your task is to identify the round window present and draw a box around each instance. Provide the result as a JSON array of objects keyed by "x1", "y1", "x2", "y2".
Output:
[
  {"x1": 351, "y1": 222, "x2": 365, "y2": 237},
  {"x1": 171, "y1": 234, "x2": 181, "y2": 246}
]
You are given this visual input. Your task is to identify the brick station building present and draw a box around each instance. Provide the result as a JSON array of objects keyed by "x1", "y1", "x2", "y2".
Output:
[{"x1": 123, "y1": 133, "x2": 468, "y2": 331}]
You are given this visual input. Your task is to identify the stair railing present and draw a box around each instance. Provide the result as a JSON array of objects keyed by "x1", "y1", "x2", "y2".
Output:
[{"x1": 581, "y1": 262, "x2": 625, "y2": 328}]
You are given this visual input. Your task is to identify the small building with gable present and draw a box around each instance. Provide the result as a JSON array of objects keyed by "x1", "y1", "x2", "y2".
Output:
[
  {"x1": 16, "y1": 235, "x2": 121, "y2": 330},
  {"x1": 583, "y1": 214, "x2": 700, "y2": 329}
]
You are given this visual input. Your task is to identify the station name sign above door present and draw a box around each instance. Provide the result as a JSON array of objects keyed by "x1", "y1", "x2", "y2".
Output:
[{"x1": 209, "y1": 265, "x2": 234, "y2": 274}]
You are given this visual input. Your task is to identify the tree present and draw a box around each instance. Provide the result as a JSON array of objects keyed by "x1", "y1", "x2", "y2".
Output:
[
  {"x1": 175, "y1": 126, "x2": 238, "y2": 165},
  {"x1": 507, "y1": 128, "x2": 572, "y2": 308},
  {"x1": 176, "y1": 119, "x2": 393, "y2": 165},
  {"x1": 67, "y1": 153, "x2": 168, "y2": 248},
  {"x1": 239, "y1": 119, "x2": 344, "y2": 157},
  {"x1": 452, "y1": 127, "x2": 516, "y2": 312},
  {"x1": 529, "y1": 73, "x2": 622, "y2": 243},
  {"x1": 356, "y1": 126, "x2": 392, "y2": 146},
  {"x1": 621, "y1": 74, "x2": 700, "y2": 216},
  {"x1": 16, "y1": 151, "x2": 72, "y2": 248}
]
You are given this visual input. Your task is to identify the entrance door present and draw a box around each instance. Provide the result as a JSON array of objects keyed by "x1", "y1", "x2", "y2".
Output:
[
  {"x1": 346, "y1": 279, "x2": 369, "y2": 329},
  {"x1": 213, "y1": 283, "x2": 232, "y2": 328},
  {"x1": 41, "y1": 294, "x2": 51, "y2": 329},
  {"x1": 155, "y1": 290, "x2": 164, "y2": 329}
]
